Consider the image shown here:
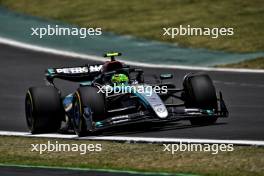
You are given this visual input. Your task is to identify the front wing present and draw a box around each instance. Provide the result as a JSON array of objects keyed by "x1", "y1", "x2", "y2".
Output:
[{"x1": 91, "y1": 109, "x2": 226, "y2": 131}]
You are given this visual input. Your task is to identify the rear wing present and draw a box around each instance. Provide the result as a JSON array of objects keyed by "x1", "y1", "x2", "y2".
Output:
[{"x1": 45, "y1": 64, "x2": 103, "y2": 82}]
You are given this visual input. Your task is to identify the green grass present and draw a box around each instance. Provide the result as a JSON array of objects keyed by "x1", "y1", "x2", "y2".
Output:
[
  {"x1": 216, "y1": 57, "x2": 264, "y2": 69},
  {"x1": 0, "y1": 136, "x2": 264, "y2": 176},
  {"x1": 0, "y1": 0, "x2": 263, "y2": 53}
]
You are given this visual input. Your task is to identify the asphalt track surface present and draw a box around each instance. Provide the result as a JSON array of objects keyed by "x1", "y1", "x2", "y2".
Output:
[
  {"x1": 0, "y1": 166, "x2": 166, "y2": 176},
  {"x1": 0, "y1": 44, "x2": 264, "y2": 140}
]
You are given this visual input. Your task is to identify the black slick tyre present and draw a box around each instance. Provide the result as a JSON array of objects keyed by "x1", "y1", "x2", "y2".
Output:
[
  {"x1": 183, "y1": 73, "x2": 218, "y2": 125},
  {"x1": 72, "y1": 86, "x2": 105, "y2": 137},
  {"x1": 25, "y1": 86, "x2": 63, "y2": 134}
]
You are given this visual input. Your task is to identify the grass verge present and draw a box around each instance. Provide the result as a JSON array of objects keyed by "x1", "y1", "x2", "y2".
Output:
[
  {"x1": 216, "y1": 57, "x2": 264, "y2": 69},
  {"x1": 0, "y1": 0, "x2": 263, "y2": 53},
  {"x1": 0, "y1": 136, "x2": 263, "y2": 176}
]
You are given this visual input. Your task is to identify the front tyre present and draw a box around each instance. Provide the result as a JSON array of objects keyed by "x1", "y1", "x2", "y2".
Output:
[
  {"x1": 25, "y1": 86, "x2": 63, "y2": 134},
  {"x1": 183, "y1": 73, "x2": 218, "y2": 125},
  {"x1": 72, "y1": 86, "x2": 105, "y2": 137}
]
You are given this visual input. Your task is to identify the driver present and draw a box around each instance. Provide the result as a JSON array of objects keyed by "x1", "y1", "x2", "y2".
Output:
[{"x1": 111, "y1": 73, "x2": 129, "y2": 86}]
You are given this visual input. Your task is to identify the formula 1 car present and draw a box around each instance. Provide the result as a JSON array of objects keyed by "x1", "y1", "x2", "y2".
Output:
[{"x1": 25, "y1": 52, "x2": 228, "y2": 136}]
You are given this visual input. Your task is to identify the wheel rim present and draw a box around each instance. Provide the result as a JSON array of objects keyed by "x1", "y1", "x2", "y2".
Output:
[{"x1": 73, "y1": 99, "x2": 81, "y2": 132}]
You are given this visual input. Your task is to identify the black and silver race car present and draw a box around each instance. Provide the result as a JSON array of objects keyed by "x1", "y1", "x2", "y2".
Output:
[{"x1": 25, "y1": 52, "x2": 228, "y2": 136}]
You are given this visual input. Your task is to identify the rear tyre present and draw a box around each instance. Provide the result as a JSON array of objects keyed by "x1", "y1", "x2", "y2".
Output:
[
  {"x1": 25, "y1": 86, "x2": 63, "y2": 134},
  {"x1": 183, "y1": 73, "x2": 218, "y2": 125},
  {"x1": 72, "y1": 86, "x2": 105, "y2": 137}
]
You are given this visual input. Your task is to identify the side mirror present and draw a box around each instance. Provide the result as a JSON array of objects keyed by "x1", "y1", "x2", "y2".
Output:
[{"x1": 160, "y1": 74, "x2": 173, "y2": 80}]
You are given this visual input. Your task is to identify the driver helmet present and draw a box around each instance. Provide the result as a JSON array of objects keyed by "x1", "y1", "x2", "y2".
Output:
[{"x1": 111, "y1": 73, "x2": 129, "y2": 85}]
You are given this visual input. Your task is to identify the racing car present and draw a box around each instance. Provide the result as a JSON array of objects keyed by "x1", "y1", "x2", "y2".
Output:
[{"x1": 25, "y1": 52, "x2": 228, "y2": 136}]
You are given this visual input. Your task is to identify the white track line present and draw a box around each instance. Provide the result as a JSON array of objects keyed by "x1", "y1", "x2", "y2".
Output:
[
  {"x1": 0, "y1": 131, "x2": 263, "y2": 146},
  {"x1": 0, "y1": 36, "x2": 264, "y2": 73}
]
